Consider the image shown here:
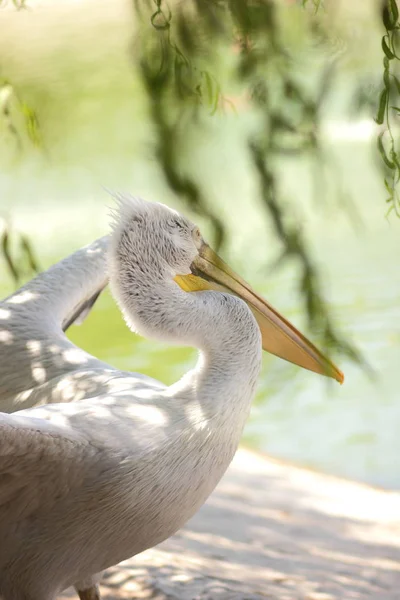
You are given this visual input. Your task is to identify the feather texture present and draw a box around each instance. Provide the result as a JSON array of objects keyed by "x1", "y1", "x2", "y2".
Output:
[{"x1": 0, "y1": 196, "x2": 261, "y2": 600}]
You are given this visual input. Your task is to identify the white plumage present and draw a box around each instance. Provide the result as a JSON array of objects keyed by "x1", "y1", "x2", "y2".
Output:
[{"x1": 0, "y1": 195, "x2": 343, "y2": 600}]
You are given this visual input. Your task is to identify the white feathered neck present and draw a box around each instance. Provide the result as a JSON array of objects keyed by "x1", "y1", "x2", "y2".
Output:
[{"x1": 108, "y1": 195, "x2": 262, "y2": 420}]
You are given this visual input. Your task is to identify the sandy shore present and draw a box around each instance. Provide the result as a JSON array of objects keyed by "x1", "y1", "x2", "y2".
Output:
[{"x1": 62, "y1": 449, "x2": 400, "y2": 599}]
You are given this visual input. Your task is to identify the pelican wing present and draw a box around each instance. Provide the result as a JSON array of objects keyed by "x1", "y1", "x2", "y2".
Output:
[
  {"x1": 0, "y1": 412, "x2": 92, "y2": 525},
  {"x1": 0, "y1": 237, "x2": 113, "y2": 411},
  {"x1": 2, "y1": 236, "x2": 109, "y2": 335},
  {"x1": 62, "y1": 288, "x2": 105, "y2": 332}
]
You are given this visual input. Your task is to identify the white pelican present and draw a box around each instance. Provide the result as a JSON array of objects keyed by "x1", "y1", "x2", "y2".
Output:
[{"x1": 0, "y1": 195, "x2": 343, "y2": 600}]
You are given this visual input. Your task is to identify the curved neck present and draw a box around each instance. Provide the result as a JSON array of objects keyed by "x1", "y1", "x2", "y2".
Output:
[
  {"x1": 170, "y1": 289, "x2": 261, "y2": 419},
  {"x1": 111, "y1": 266, "x2": 262, "y2": 423},
  {"x1": 5, "y1": 237, "x2": 109, "y2": 334}
]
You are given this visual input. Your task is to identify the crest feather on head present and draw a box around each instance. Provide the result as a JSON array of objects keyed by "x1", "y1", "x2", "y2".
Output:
[{"x1": 108, "y1": 191, "x2": 179, "y2": 235}]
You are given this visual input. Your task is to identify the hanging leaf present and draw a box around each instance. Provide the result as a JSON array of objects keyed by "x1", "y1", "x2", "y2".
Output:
[
  {"x1": 20, "y1": 235, "x2": 40, "y2": 274},
  {"x1": 383, "y1": 66, "x2": 391, "y2": 89},
  {"x1": 384, "y1": 178, "x2": 393, "y2": 194},
  {"x1": 383, "y1": 0, "x2": 399, "y2": 30},
  {"x1": 1, "y1": 229, "x2": 19, "y2": 283},
  {"x1": 21, "y1": 104, "x2": 41, "y2": 147},
  {"x1": 393, "y1": 76, "x2": 400, "y2": 95},
  {"x1": 375, "y1": 88, "x2": 388, "y2": 124},
  {"x1": 392, "y1": 150, "x2": 400, "y2": 175},
  {"x1": 382, "y1": 36, "x2": 395, "y2": 59},
  {"x1": 377, "y1": 132, "x2": 395, "y2": 169},
  {"x1": 389, "y1": 0, "x2": 399, "y2": 24}
]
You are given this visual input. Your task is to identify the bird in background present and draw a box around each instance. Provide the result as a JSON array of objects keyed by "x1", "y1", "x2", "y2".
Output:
[{"x1": 0, "y1": 194, "x2": 343, "y2": 600}]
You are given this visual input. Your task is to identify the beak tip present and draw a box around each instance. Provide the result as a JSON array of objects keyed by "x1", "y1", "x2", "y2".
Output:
[{"x1": 336, "y1": 369, "x2": 345, "y2": 385}]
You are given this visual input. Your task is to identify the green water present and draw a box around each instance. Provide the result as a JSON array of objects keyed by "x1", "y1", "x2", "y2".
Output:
[
  {"x1": 1, "y1": 185, "x2": 399, "y2": 490},
  {"x1": 1, "y1": 0, "x2": 399, "y2": 489}
]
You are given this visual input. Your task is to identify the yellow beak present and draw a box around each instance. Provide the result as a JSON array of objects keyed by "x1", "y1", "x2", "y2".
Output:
[{"x1": 175, "y1": 243, "x2": 344, "y2": 384}]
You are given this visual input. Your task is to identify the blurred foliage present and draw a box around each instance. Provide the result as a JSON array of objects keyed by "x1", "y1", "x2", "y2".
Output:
[
  {"x1": 0, "y1": 79, "x2": 42, "y2": 151},
  {"x1": 302, "y1": 0, "x2": 322, "y2": 11},
  {"x1": 2, "y1": 0, "x2": 394, "y2": 366},
  {"x1": 131, "y1": 0, "x2": 363, "y2": 362},
  {"x1": 0, "y1": 76, "x2": 42, "y2": 284},
  {"x1": 0, "y1": 219, "x2": 40, "y2": 284},
  {"x1": 352, "y1": 0, "x2": 400, "y2": 218},
  {"x1": 0, "y1": 0, "x2": 27, "y2": 8},
  {"x1": 375, "y1": 0, "x2": 400, "y2": 217}
]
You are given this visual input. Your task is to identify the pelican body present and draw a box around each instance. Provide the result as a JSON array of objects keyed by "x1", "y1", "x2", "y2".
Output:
[{"x1": 0, "y1": 195, "x2": 343, "y2": 600}]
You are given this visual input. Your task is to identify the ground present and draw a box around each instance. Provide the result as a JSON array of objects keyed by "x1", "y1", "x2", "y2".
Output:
[{"x1": 63, "y1": 449, "x2": 400, "y2": 600}]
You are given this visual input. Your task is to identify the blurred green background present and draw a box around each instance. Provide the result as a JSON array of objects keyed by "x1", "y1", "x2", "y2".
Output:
[{"x1": 0, "y1": 0, "x2": 399, "y2": 488}]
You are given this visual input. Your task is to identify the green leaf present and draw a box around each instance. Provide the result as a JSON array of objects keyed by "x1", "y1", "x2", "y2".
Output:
[
  {"x1": 393, "y1": 75, "x2": 400, "y2": 95},
  {"x1": 375, "y1": 88, "x2": 388, "y2": 124},
  {"x1": 382, "y1": 36, "x2": 395, "y2": 58},
  {"x1": 378, "y1": 132, "x2": 395, "y2": 169},
  {"x1": 384, "y1": 177, "x2": 393, "y2": 193},
  {"x1": 384, "y1": 67, "x2": 391, "y2": 89},
  {"x1": 383, "y1": 0, "x2": 399, "y2": 30},
  {"x1": 202, "y1": 71, "x2": 214, "y2": 107},
  {"x1": 390, "y1": 0, "x2": 399, "y2": 24},
  {"x1": 392, "y1": 150, "x2": 400, "y2": 176},
  {"x1": 21, "y1": 103, "x2": 41, "y2": 147}
]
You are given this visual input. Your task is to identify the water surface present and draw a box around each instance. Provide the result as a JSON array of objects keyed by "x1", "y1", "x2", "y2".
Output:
[{"x1": 1, "y1": 0, "x2": 399, "y2": 489}]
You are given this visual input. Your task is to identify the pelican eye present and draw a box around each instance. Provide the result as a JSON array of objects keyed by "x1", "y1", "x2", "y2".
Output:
[{"x1": 168, "y1": 218, "x2": 187, "y2": 235}]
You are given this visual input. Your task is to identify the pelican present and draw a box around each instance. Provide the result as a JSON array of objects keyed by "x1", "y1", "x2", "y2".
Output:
[{"x1": 0, "y1": 195, "x2": 343, "y2": 600}]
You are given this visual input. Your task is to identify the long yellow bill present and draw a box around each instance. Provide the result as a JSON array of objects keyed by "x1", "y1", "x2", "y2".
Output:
[{"x1": 175, "y1": 243, "x2": 344, "y2": 384}]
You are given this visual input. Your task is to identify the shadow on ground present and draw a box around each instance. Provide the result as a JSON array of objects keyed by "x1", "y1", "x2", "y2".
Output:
[{"x1": 61, "y1": 449, "x2": 400, "y2": 600}]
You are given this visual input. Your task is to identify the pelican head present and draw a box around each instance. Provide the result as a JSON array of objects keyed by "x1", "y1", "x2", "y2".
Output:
[{"x1": 109, "y1": 194, "x2": 343, "y2": 384}]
